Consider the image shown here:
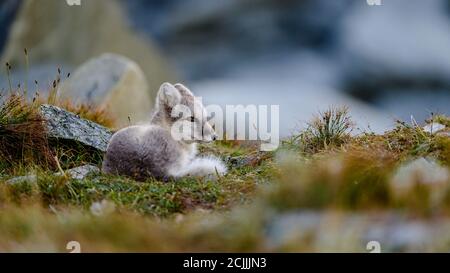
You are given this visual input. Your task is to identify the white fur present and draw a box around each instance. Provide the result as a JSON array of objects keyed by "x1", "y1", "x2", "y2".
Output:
[
  {"x1": 159, "y1": 82, "x2": 182, "y2": 107},
  {"x1": 168, "y1": 156, "x2": 228, "y2": 179},
  {"x1": 103, "y1": 82, "x2": 227, "y2": 181}
]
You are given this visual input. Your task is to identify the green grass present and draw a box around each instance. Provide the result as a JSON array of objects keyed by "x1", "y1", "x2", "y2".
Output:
[
  {"x1": 287, "y1": 106, "x2": 353, "y2": 154},
  {"x1": 0, "y1": 90, "x2": 449, "y2": 251},
  {"x1": 1, "y1": 140, "x2": 275, "y2": 217}
]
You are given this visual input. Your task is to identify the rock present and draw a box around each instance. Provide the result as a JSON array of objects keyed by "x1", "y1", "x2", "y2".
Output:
[
  {"x1": 39, "y1": 104, "x2": 112, "y2": 152},
  {"x1": 58, "y1": 165, "x2": 100, "y2": 180},
  {"x1": 392, "y1": 157, "x2": 449, "y2": 188},
  {"x1": 1, "y1": 0, "x2": 175, "y2": 106},
  {"x1": 225, "y1": 155, "x2": 252, "y2": 169},
  {"x1": 225, "y1": 152, "x2": 272, "y2": 168},
  {"x1": 423, "y1": 123, "x2": 446, "y2": 134},
  {"x1": 365, "y1": 221, "x2": 431, "y2": 252},
  {"x1": 266, "y1": 211, "x2": 448, "y2": 252},
  {"x1": 90, "y1": 200, "x2": 116, "y2": 216},
  {"x1": 6, "y1": 174, "x2": 37, "y2": 185},
  {"x1": 339, "y1": 0, "x2": 450, "y2": 121},
  {"x1": 57, "y1": 53, "x2": 152, "y2": 126},
  {"x1": 265, "y1": 211, "x2": 323, "y2": 250},
  {"x1": 6, "y1": 165, "x2": 100, "y2": 186},
  {"x1": 437, "y1": 131, "x2": 450, "y2": 137}
]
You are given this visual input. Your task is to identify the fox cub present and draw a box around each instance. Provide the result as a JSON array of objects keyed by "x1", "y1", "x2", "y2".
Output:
[{"x1": 102, "y1": 82, "x2": 227, "y2": 181}]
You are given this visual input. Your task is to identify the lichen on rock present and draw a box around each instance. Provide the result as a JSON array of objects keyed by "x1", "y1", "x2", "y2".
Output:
[{"x1": 39, "y1": 104, "x2": 112, "y2": 152}]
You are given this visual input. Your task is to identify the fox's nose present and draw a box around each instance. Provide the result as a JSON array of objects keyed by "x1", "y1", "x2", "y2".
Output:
[{"x1": 212, "y1": 134, "x2": 218, "y2": 141}]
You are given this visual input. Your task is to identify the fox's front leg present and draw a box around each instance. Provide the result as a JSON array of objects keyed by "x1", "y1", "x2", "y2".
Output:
[{"x1": 169, "y1": 156, "x2": 227, "y2": 179}]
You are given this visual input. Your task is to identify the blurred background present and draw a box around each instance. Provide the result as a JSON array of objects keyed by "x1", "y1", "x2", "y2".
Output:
[{"x1": 0, "y1": 0, "x2": 449, "y2": 135}]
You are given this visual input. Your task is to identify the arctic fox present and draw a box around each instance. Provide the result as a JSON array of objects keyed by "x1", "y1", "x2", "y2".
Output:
[{"x1": 102, "y1": 82, "x2": 227, "y2": 181}]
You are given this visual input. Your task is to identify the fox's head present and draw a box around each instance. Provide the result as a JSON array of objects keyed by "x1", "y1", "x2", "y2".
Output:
[{"x1": 154, "y1": 82, "x2": 217, "y2": 144}]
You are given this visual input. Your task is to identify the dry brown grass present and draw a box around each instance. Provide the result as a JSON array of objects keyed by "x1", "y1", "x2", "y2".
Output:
[
  {"x1": 0, "y1": 94, "x2": 56, "y2": 170},
  {"x1": 0, "y1": 88, "x2": 113, "y2": 172},
  {"x1": 42, "y1": 70, "x2": 116, "y2": 128},
  {"x1": 56, "y1": 99, "x2": 116, "y2": 128}
]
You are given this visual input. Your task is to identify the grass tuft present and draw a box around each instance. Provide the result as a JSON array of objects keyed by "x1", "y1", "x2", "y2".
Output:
[
  {"x1": 292, "y1": 106, "x2": 353, "y2": 154},
  {"x1": 0, "y1": 94, "x2": 55, "y2": 170}
]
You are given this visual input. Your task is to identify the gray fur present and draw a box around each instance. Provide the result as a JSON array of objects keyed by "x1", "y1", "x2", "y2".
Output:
[{"x1": 102, "y1": 82, "x2": 227, "y2": 181}]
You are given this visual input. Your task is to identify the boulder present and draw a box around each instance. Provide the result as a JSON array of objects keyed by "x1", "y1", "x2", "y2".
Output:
[
  {"x1": 39, "y1": 104, "x2": 112, "y2": 152},
  {"x1": 57, "y1": 53, "x2": 152, "y2": 126},
  {"x1": 1, "y1": 0, "x2": 175, "y2": 106}
]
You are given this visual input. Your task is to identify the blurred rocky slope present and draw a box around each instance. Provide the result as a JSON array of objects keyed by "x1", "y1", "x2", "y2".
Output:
[
  {"x1": 0, "y1": 0, "x2": 20, "y2": 52},
  {"x1": 124, "y1": 0, "x2": 450, "y2": 124},
  {"x1": 1, "y1": 0, "x2": 449, "y2": 133},
  {"x1": 0, "y1": 0, "x2": 175, "y2": 125}
]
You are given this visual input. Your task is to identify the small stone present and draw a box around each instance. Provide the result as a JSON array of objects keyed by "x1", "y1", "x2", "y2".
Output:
[
  {"x1": 392, "y1": 157, "x2": 449, "y2": 190},
  {"x1": 6, "y1": 175, "x2": 38, "y2": 185},
  {"x1": 423, "y1": 123, "x2": 446, "y2": 134},
  {"x1": 57, "y1": 165, "x2": 100, "y2": 180}
]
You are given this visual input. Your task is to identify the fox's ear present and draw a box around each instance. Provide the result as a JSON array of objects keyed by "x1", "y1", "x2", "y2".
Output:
[
  {"x1": 158, "y1": 82, "x2": 182, "y2": 108},
  {"x1": 174, "y1": 83, "x2": 194, "y2": 97}
]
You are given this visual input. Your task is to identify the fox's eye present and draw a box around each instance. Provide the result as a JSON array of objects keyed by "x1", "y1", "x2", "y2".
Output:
[{"x1": 190, "y1": 117, "x2": 195, "y2": 122}]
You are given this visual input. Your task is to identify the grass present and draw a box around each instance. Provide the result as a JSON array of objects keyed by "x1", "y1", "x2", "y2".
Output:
[
  {"x1": 286, "y1": 106, "x2": 353, "y2": 154},
  {"x1": 0, "y1": 81, "x2": 449, "y2": 251},
  {"x1": 0, "y1": 63, "x2": 115, "y2": 172},
  {"x1": 0, "y1": 93, "x2": 55, "y2": 170},
  {"x1": 0, "y1": 92, "x2": 108, "y2": 173},
  {"x1": 2, "y1": 140, "x2": 275, "y2": 217},
  {"x1": 270, "y1": 109, "x2": 450, "y2": 216}
]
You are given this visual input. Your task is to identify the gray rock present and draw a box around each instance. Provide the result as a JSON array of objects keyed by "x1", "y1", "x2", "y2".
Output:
[
  {"x1": 225, "y1": 155, "x2": 251, "y2": 168},
  {"x1": 39, "y1": 104, "x2": 112, "y2": 152},
  {"x1": 6, "y1": 165, "x2": 101, "y2": 185},
  {"x1": 391, "y1": 157, "x2": 450, "y2": 192},
  {"x1": 6, "y1": 174, "x2": 37, "y2": 185},
  {"x1": 225, "y1": 152, "x2": 271, "y2": 168},
  {"x1": 265, "y1": 211, "x2": 450, "y2": 252},
  {"x1": 58, "y1": 165, "x2": 100, "y2": 180},
  {"x1": 423, "y1": 123, "x2": 446, "y2": 134},
  {"x1": 57, "y1": 53, "x2": 153, "y2": 126}
]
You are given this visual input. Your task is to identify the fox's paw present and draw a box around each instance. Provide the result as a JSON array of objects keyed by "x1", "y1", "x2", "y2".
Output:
[{"x1": 171, "y1": 156, "x2": 227, "y2": 180}]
